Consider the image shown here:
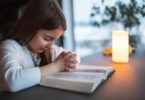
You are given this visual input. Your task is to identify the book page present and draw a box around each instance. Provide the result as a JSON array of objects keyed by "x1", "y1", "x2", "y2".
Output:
[
  {"x1": 75, "y1": 65, "x2": 115, "y2": 77},
  {"x1": 46, "y1": 72, "x2": 106, "y2": 82},
  {"x1": 40, "y1": 65, "x2": 115, "y2": 93}
]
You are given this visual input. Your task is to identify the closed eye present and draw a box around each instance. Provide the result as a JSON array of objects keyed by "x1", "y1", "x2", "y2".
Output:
[
  {"x1": 44, "y1": 38, "x2": 49, "y2": 41},
  {"x1": 44, "y1": 37, "x2": 55, "y2": 42}
]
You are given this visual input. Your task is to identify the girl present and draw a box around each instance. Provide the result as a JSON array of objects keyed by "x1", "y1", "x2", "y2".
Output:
[{"x1": 0, "y1": 0, "x2": 80, "y2": 92}]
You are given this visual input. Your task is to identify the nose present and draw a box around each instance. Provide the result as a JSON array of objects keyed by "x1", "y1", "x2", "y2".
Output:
[{"x1": 45, "y1": 42, "x2": 53, "y2": 48}]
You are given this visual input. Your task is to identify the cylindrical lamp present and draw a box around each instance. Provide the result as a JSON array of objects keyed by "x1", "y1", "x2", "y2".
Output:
[{"x1": 112, "y1": 31, "x2": 129, "y2": 63}]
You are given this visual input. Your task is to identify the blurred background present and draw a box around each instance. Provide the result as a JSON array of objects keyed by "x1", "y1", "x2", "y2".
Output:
[{"x1": 0, "y1": 0, "x2": 144, "y2": 57}]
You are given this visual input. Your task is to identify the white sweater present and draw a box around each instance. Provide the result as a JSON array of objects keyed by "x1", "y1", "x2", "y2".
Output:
[{"x1": 0, "y1": 39, "x2": 65, "y2": 92}]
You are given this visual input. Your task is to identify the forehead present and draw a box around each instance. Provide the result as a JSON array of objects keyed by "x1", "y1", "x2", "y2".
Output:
[{"x1": 38, "y1": 29, "x2": 64, "y2": 36}]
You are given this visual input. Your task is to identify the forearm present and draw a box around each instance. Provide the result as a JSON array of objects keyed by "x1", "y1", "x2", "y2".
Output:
[
  {"x1": 1, "y1": 67, "x2": 40, "y2": 92},
  {"x1": 39, "y1": 63, "x2": 62, "y2": 81}
]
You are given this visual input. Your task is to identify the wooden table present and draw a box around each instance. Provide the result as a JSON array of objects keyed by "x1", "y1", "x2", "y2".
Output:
[{"x1": 0, "y1": 45, "x2": 145, "y2": 100}]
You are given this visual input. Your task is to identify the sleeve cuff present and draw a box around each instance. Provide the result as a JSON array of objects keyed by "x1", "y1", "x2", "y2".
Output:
[{"x1": 23, "y1": 67, "x2": 41, "y2": 85}]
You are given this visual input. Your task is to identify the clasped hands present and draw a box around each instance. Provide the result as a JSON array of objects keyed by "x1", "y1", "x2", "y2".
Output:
[{"x1": 61, "y1": 51, "x2": 80, "y2": 72}]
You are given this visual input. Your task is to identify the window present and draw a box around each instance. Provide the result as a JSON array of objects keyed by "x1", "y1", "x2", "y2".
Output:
[
  {"x1": 73, "y1": 0, "x2": 114, "y2": 57},
  {"x1": 63, "y1": 0, "x2": 145, "y2": 57}
]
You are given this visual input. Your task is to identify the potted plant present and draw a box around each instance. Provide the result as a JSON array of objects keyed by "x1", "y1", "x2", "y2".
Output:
[{"x1": 90, "y1": 0, "x2": 145, "y2": 48}]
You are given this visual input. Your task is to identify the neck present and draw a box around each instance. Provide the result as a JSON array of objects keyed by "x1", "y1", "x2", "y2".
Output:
[{"x1": 27, "y1": 44, "x2": 38, "y2": 57}]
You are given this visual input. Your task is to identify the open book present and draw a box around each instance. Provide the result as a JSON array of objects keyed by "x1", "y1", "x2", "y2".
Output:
[{"x1": 40, "y1": 65, "x2": 115, "y2": 93}]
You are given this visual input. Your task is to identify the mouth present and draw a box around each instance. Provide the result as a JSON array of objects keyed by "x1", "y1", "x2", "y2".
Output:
[
  {"x1": 39, "y1": 46, "x2": 52, "y2": 53},
  {"x1": 41, "y1": 48, "x2": 49, "y2": 52}
]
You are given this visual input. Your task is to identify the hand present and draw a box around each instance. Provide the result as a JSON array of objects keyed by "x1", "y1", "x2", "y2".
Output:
[
  {"x1": 40, "y1": 51, "x2": 67, "y2": 81},
  {"x1": 63, "y1": 51, "x2": 81, "y2": 72},
  {"x1": 54, "y1": 51, "x2": 66, "y2": 72}
]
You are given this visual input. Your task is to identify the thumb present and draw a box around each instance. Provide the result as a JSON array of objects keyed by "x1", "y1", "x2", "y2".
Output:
[{"x1": 61, "y1": 51, "x2": 67, "y2": 55}]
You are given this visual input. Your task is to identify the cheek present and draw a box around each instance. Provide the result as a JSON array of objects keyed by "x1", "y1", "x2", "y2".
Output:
[
  {"x1": 35, "y1": 40, "x2": 47, "y2": 48},
  {"x1": 39, "y1": 41, "x2": 48, "y2": 48},
  {"x1": 30, "y1": 37, "x2": 45, "y2": 49}
]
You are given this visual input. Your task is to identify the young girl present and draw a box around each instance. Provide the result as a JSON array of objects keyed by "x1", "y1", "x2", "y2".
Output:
[{"x1": 0, "y1": 0, "x2": 80, "y2": 92}]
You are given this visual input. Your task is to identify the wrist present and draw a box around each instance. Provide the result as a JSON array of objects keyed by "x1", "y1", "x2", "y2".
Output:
[{"x1": 52, "y1": 62, "x2": 64, "y2": 72}]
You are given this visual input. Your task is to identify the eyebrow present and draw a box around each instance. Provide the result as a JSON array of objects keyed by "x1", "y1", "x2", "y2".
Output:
[{"x1": 45, "y1": 34, "x2": 56, "y2": 40}]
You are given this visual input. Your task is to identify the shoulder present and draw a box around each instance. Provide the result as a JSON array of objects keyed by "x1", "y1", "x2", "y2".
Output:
[
  {"x1": 0, "y1": 39, "x2": 23, "y2": 55},
  {"x1": 0, "y1": 39, "x2": 22, "y2": 49}
]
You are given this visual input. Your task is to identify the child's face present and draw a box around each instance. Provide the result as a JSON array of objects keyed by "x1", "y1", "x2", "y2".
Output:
[{"x1": 29, "y1": 29, "x2": 64, "y2": 53}]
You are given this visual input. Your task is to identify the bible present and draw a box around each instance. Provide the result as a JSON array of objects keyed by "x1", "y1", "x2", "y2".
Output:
[{"x1": 40, "y1": 65, "x2": 115, "y2": 93}]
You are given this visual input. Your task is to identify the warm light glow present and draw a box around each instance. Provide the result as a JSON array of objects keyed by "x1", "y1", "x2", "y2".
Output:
[{"x1": 112, "y1": 31, "x2": 129, "y2": 63}]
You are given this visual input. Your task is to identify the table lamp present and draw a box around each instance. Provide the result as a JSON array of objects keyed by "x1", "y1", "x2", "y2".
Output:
[{"x1": 112, "y1": 31, "x2": 129, "y2": 63}]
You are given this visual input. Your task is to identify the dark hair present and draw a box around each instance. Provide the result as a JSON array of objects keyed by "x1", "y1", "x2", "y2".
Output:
[
  {"x1": 2, "y1": 0, "x2": 66, "y2": 66},
  {"x1": 4, "y1": 0, "x2": 66, "y2": 45}
]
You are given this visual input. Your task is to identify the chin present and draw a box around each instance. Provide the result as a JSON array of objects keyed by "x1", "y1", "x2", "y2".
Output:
[
  {"x1": 37, "y1": 49, "x2": 44, "y2": 53},
  {"x1": 39, "y1": 50, "x2": 44, "y2": 53}
]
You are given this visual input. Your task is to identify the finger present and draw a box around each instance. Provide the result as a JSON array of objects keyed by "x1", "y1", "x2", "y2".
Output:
[
  {"x1": 70, "y1": 53, "x2": 77, "y2": 58},
  {"x1": 66, "y1": 58, "x2": 78, "y2": 64},
  {"x1": 61, "y1": 51, "x2": 67, "y2": 55},
  {"x1": 67, "y1": 54, "x2": 79, "y2": 62},
  {"x1": 75, "y1": 54, "x2": 81, "y2": 64},
  {"x1": 58, "y1": 51, "x2": 68, "y2": 58},
  {"x1": 65, "y1": 63, "x2": 77, "y2": 68},
  {"x1": 64, "y1": 51, "x2": 73, "y2": 57},
  {"x1": 64, "y1": 53, "x2": 76, "y2": 61},
  {"x1": 65, "y1": 51, "x2": 72, "y2": 55},
  {"x1": 62, "y1": 51, "x2": 68, "y2": 55},
  {"x1": 64, "y1": 57, "x2": 74, "y2": 62},
  {"x1": 65, "y1": 66, "x2": 76, "y2": 72}
]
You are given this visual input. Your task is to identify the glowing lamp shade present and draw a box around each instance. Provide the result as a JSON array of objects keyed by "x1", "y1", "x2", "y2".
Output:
[{"x1": 112, "y1": 31, "x2": 129, "y2": 63}]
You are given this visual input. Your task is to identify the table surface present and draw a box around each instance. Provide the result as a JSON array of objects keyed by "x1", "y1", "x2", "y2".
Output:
[{"x1": 0, "y1": 45, "x2": 145, "y2": 100}]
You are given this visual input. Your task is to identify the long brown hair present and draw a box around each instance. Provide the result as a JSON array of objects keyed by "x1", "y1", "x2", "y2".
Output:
[{"x1": 2, "y1": 0, "x2": 66, "y2": 66}]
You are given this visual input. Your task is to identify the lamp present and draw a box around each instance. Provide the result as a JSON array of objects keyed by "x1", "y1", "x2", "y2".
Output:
[{"x1": 112, "y1": 31, "x2": 129, "y2": 63}]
